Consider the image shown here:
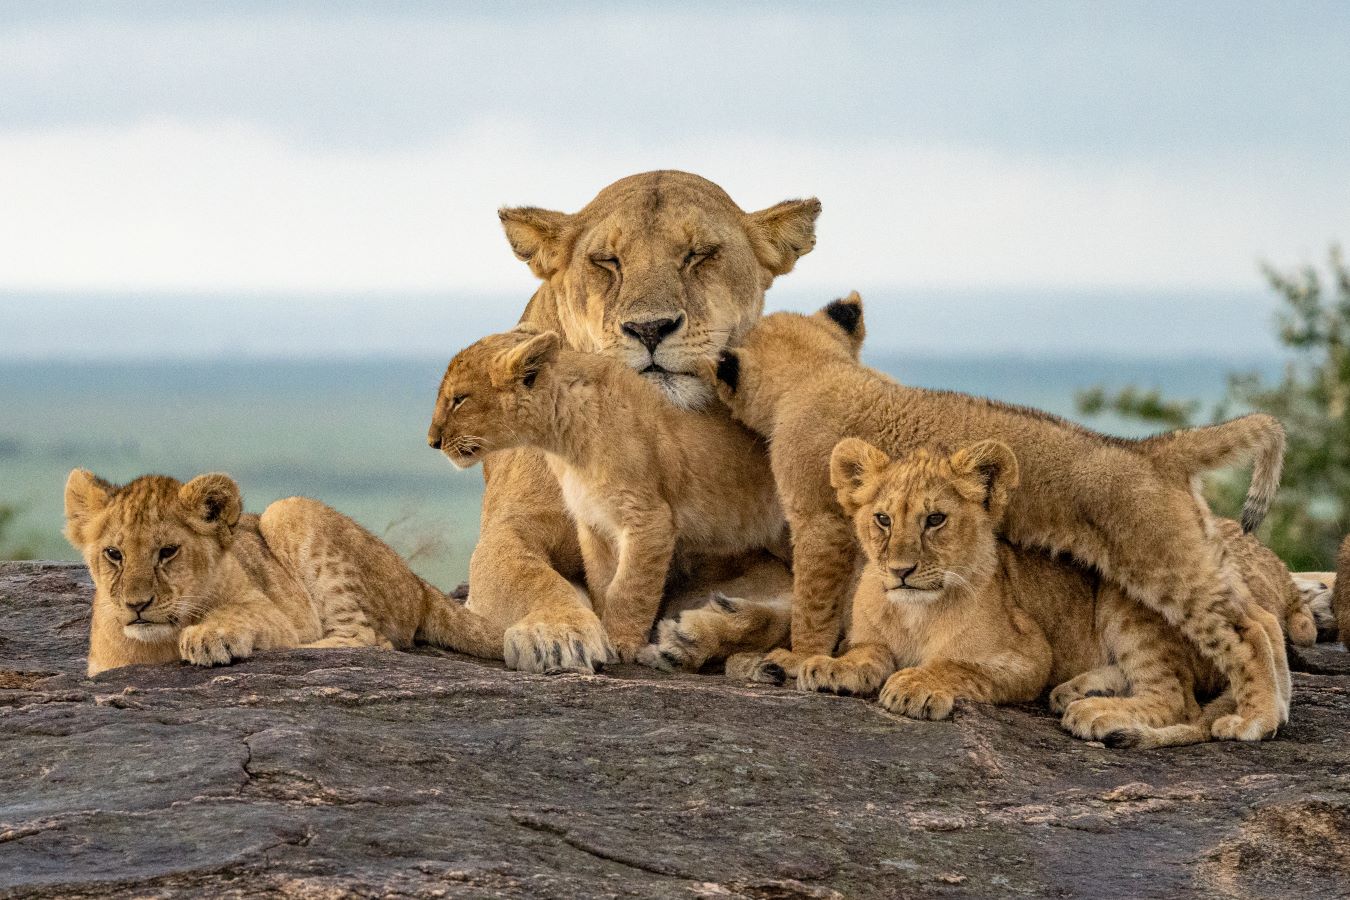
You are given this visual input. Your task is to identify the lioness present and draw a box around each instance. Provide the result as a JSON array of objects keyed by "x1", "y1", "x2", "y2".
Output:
[
  {"x1": 702, "y1": 293, "x2": 1291, "y2": 740},
  {"x1": 804, "y1": 437, "x2": 1292, "y2": 749},
  {"x1": 427, "y1": 327, "x2": 784, "y2": 662},
  {"x1": 65, "y1": 469, "x2": 503, "y2": 676},
  {"x1": 465, "y1": 171, "x2": 818, "y2": 673}
]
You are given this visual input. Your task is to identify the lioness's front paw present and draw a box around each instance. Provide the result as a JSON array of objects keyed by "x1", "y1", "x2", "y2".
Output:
[
  {"x1": 178, "y1": 624, "x2": 255, "y2": 667},
  {"x1": 797, "y1": 655, "x2": 883, "y2": 697},
  {"x1": 879, "y1": 669, "x2": 956, "y2": 720},
  {"x1": 503, "y1": 612, "x2": 615, "y2": 675}
]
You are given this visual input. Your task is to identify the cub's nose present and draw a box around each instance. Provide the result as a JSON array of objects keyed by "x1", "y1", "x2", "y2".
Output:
[
  {"x1": 621, "y1": 315, "x2": 683, "y2": 352},
  {"x1": 428, "y1": 431, "x2": 443, "y2": 450},
  {"x1": 128, "y1": 597, "x2": 153, "y2": 614},
  {"x1": 890, "y1": 565, "x2": 918, "y2": 584}
]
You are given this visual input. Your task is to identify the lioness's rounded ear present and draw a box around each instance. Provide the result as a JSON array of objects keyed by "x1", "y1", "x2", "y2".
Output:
[
  {"x1": 949, "y1": 440, "x2": 1020, "y2": 518},
  {"x1": 816, "y1": 291, "x2": 865, "y2": 357},
  {"x1": 492, "y1": 330, "x2": 561, "y2": 389},
  {"x1": 179, "y1": 473, "x2": 242, "y2": 537},
  {"x1": 830, "y1": 438, "x2": 892, "y2": 514},
  {"x1": 745, "y1": 197, "x2": 822, "y2": 279},
  {"x1": 499, "y1": 206, "x2": 573, "y2": 280},
  {"x1": 63, "y1": 469, "x2": 113, "y2": 548}
]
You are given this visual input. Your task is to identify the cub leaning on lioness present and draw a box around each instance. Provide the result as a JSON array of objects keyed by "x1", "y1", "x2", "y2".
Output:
[
  {"x1": 806, "y1": 437, "x2": 1293, "y2": 748},
  {"x1": 704, "y1": 292, "x2": 1291, "y2": 741},
  {"x1": 65, "y1": 470, "x2": 503, "y2": 676},
  {"x1": 427, "y1": 327, "x2": 785, "y2": 664}
]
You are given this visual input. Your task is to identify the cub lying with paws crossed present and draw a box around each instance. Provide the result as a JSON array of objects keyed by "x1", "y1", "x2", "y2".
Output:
[
  {"x1": 428, "y1": 327, "x2": 786, "y2": 664},
  {"x1": 807, "y1": 437, "x2": 1293, "y2": 748},
  {"x1": 705, "y1": 292, "x2": 1291, "y2": 741},
  {"x1": 65, "y1": 470, "x2": 503, "y2": 676}
]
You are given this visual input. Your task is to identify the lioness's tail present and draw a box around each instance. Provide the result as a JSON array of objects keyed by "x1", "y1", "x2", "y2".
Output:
[{"x1": 1139, "y1": 413, "x2": 1285, "y2": 532}]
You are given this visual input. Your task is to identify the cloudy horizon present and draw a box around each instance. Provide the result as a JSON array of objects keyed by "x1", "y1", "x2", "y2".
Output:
[{"x1": 1, "y1": 1, "x2": 1346, "y2": 356}]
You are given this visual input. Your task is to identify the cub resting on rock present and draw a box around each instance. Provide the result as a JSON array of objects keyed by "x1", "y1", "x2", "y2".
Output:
[
  {"x1": 428, "y1": 327, "x2": 786, "y2": 663},
  {"x1": 805, "y1": 437, "x2": 1297, "y2": 748},
  {"x1": 700, "y1": 293, "x2": 1291, "y2": 741},
  {"x1": 64, "y1": 470, "x2": 503, "y2": 676}
]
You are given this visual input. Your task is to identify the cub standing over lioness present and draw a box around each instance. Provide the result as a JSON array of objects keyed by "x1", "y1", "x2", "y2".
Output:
[
  {"x1": 703, "y1": 292, "x2": 1292, "y2": 741},
  {"x1": 65, "y1": 470, "x2": 503, "y2": 676},
  {"x1": 808, "y1": 437, "x2": 1296, "y2": 748},
  {"x1": 427, "y1": 326, "x2": 785, "y2": 663},
  {"x1": 462, "y1": 171, "x2": 818, "y2": 674}
]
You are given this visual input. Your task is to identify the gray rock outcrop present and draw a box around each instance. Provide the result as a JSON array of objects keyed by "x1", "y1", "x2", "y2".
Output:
[{"x1": 2, "y1": 561, "x2": 1348, "y2": 898}]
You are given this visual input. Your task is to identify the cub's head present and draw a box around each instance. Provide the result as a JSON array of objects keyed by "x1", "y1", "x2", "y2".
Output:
[
  {"x1": 500, "y1": 170, "x2": 820, "y2": 409},
  {"x1": 63, "y1": 470, "x2": 242, "y2": 642},
  {"x1": 829, "y1": 438, "x2": 1019, "y2": 604},
  {"x1": 427, "y1": 328, "x2": 562, "y2": 468},
  {"x1": 706, "y1": 292, "x2": 866, "y2": 432}
]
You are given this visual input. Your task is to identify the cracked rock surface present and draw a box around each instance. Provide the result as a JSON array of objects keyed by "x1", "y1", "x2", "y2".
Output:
[{"x1": 2, "y1": 560, "x2": 1349, "y2": 898}]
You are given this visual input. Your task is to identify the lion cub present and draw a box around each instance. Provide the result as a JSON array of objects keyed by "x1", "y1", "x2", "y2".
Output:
[
  {"x1": 65, "y1": 470, "x2": 503, "y2": 676},
  {"x1": 707, "y1": 292, "x2": 1291, "y2": 741},
  {"x1": 428, "y1": 327, "x2": 784, "y2": 662},
  {"x1": 805, "y1": 438, "x2": 1295, "y2": 748}
]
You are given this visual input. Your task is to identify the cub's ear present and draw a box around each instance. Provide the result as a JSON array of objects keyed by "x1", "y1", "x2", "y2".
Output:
[
  {"x1": 179, "y1": 473, "x2": 242, "y2": 538},
  {"x1": 829, "y1": 438, "x2": 892, "y2": 514},
  {"x1": 745, "y1": 197, "x2": 822, "y2": 279},
  {"x1": 499, "y1": 206, "x2": 573, "y2": 280},
  {"x1": 815, "y1": 291, "x2": 865, "y2": 357},
  {"x1": 63, "y1": 469, "x2": 113, "y2": 548},
  {"x1": 493, "y1": 330, "x2": 561, "y2": 389},
  {"x1": 949, "y1": 440, "x2": 1020, "y2": 518}
]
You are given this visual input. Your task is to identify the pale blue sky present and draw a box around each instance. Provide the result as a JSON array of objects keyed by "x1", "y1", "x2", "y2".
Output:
[{"x1": 0, "y1": 1, "x2": 1346, "y2": 355}]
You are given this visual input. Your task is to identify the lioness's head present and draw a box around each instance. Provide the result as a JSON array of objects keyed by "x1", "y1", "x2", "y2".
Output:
[
  {"x1": 64, "y1": 469, "x2": 242, "y2": 643},
  {"x1": 707, "y1": 292, "x2": 865, "y2": 433},
  {"x1": 427, "y1": 327, "x2": 563, "y2": 468},
  {"x1": 830, "y1": 439, "x2": 1019, "y2": 604},
  {"x1": 499, "y1": 170, "x2": 821, "y2": 409}
]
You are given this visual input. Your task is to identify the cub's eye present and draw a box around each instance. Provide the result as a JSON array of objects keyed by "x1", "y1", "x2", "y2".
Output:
[
  {"x1": 451, "y1": 394, "x2": 468, "y2": 411},
  {"x1": 103, "y1": 547, "x2": 122, "y2": 563},
  {"x1": 925, "y1": 513, "x2": 947, "y2": 529},
  {"x1": 590, "y1": 255, "x2": 620, "y2": 273},
  {"x1": 158, "y1": 545, "x2": 180, "y2": 562},
  {"x1": 873, "y1": 512, "x2": 891, "y2": 529}
]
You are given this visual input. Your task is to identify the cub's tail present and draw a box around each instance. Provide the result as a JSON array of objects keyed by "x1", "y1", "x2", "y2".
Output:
[{"x1": 1138, "y1": 413, "x2": 1285, "y2": 533}]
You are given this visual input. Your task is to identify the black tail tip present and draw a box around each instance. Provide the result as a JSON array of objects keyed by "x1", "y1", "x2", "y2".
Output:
[
  {"x1": 1240, "y1": 507, "x2": 1263, "y2": 533},
  {"x1": 1102, "y1": 729, "x2": 1141, "y2": 750}
]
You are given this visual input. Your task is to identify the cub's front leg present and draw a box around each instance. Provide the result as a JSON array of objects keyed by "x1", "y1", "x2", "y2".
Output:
[
  {"x1": 602, "y1": 505, "x2": 677, "y2": 663},
  {"x1": 798, "y1": 643, "x2": 896, "y2": 697},
  {"x1": 879, "y1": 651, "x2": 1048, "y2": 721},
  {"x1": 178, "y1": 591, "x2": 300, "y2": 667},
  {"x1": 750, "y1": 511, "x2": 857, "y2": 684}
]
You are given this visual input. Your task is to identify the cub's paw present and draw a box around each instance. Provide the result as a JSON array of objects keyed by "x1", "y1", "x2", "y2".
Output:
[
  {"x1": 879, "y1": 669, "x2": 956, "y2": 720},
  {"x1": 178, "y1": 624, "x2": 256, "y2": 667},
  {"x1": 797, "y1": 655, "x2": 883, "y2": 697},
  {"x1": 503, "y1": 611, "x2": 615, "y2": 675},
  {"x1": 1061, "y1": 697, "x2": 1151, "y2": 745},
  {"x1": 1048, "y1": 668, "x2": 1124, "y2": 715},
  {"x1": 1210, "y1": 712, "x2": 1278, "y2": 742},
  {"x1": 638, "y1": 617, "x2": 703, "y2": 673}
]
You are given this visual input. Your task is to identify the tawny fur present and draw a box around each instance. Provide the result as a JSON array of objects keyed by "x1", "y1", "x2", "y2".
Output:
[
  {"x1": 1333, "y1": 536, "x2": 1350, "y2": 645},
  {"x1": 459, "y1": 171, "x2": 820, "y2": 673},
  {"x1": 706, "y1": 293, "x2": 1290, "y2": 741},
  {"x1": 799, "y1": 439, "x2": 1293, "y2": 750},
  {"x1": 429, "y1": 328, "x2": 786, "y2": 662},
  {"x1": 64, "y1": 470, "x2": 502, "y2": 676}
]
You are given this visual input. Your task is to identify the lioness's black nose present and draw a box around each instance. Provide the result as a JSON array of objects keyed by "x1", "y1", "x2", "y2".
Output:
[
  {"x1": 128, "y1": 597, "x2": 153, "y2": 613},
  {"x1": 622, "y1": 315, "x2": 683, "y2": 352}
]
